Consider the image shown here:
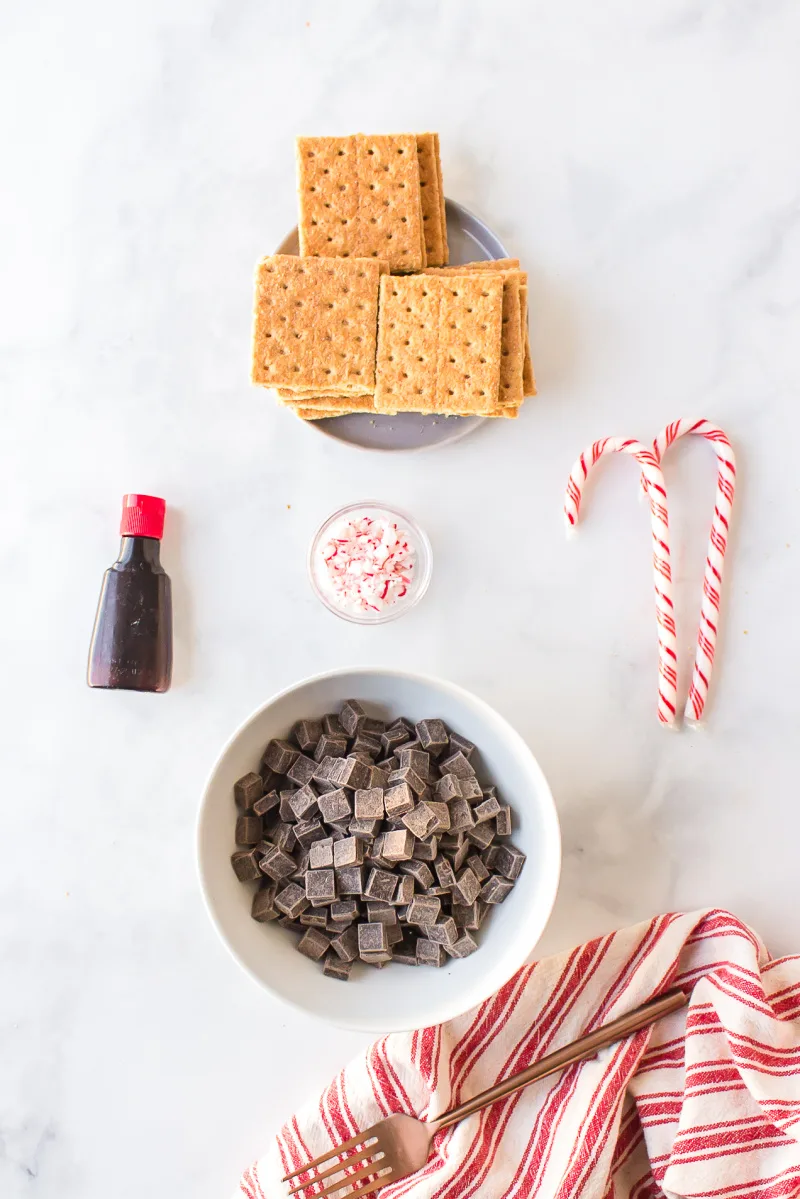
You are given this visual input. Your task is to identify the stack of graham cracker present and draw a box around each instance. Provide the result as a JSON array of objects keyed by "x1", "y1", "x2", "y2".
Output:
[{"x1": 251, "y1": 133, "x2": 536, "y2": 421}]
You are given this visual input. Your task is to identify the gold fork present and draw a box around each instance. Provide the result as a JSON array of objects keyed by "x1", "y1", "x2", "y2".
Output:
[{"x1": 282, "y1": 987, "x2": 687, "y2": 1197}]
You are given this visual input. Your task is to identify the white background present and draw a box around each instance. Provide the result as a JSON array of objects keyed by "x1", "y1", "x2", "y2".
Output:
[{"x1": 1, "y1": 1, "x2": 799, "y2": 1195}]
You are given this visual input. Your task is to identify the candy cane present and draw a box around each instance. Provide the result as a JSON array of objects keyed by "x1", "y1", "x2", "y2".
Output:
[
  {"x1": 565, "y1": 438, "x2": 678, "y2": 726},
  {"x1": 647, "y1": 419, "x2": 736, "y2": 725}
]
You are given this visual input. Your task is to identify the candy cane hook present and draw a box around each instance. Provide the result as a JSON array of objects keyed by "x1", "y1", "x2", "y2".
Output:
[{"x1": 565, "y1": 437, "x2": 678, "y2": 726}]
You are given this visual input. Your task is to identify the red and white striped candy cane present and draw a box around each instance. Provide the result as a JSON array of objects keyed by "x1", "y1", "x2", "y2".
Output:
[
  {"x1": 648, "y1": 419, "x2": 736, "y2": 725},
  {"x1": 565, "y1": 437, "x2": 678, "y2": 726}
]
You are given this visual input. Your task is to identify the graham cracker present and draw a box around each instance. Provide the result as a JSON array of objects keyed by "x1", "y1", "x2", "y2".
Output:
[
  {"x1": 434, "y1": 258, "x2": 520, "y2": 273},
  {"x1": 520, "y1": 284, "x2": 536, "y2": 396},
  {"x1": 252, "y1": 256, "x2": 385, "y2": 393},
  {"x1": 416, "y1": 133, "x2": 447, "y2": 267},
  {"x1": 424, "y1": 267, "x2": 524, "y2": 407},
  {"x1": 375, "y1": 274, "x2": 503, "y2": 414},
  {"x1": 297, "y1": 135, "x2": 425, "y2": 271},
  {"x1": 433, "y1": 134, "x2": 449, "y2": 264}
]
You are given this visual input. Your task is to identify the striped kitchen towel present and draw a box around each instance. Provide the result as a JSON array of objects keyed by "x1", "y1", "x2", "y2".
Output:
[{"x1": 236, "y1": 910, "x2": 800, "y2": 1199}]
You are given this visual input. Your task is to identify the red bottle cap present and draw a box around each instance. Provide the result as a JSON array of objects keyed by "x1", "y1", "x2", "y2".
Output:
[{"x1": 120, "y1": 494, "x2": 166, "y2": 539}]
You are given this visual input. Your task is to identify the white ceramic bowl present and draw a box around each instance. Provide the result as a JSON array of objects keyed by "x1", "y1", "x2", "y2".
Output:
[{"x1": 197, "y1": 668, "x2": 561, "y2": 1033}]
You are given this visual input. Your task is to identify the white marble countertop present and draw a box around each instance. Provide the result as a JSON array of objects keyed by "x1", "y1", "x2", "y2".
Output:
[{"x1": 2, "y1": 0, "x2": 799, "y2": 1195}]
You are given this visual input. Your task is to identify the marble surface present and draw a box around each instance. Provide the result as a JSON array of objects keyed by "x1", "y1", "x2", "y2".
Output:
[{"x1": 2, "y1": 0, "x2": 799, "y2": 1194}]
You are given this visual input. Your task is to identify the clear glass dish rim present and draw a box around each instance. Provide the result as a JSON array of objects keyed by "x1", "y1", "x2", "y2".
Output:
[{"x1": 307, "y1": 500, "x2": 433, "y2": 625}]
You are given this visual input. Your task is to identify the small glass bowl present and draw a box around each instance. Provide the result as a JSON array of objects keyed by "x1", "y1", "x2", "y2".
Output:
[{"x1": 308, "y1": 501, "x2": 433, "y2": 625}]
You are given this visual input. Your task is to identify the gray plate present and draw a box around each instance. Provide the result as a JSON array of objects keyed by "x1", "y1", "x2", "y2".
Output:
[{"x1": 275, "y1": 199, "x2": 509, "y2": 452}]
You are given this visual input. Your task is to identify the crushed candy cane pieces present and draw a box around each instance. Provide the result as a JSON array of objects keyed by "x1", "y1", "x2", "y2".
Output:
[{"x1": 317, "y1": 513, "x2": 416, "y2": 614}]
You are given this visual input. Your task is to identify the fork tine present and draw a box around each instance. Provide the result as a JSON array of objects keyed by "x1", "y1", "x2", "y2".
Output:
[
  {"x1": 287, "y1": 1150, "x2": 384, "y2": 1195},
  {"x1": 303, "y1": 1158, "x2": 392, "y2": 1199},
  {"x1": 281, "y1": 1129, "x2": 380, "y2": 1183},
  {"x1": 343, "y1": 1174, "x2": 395, "y2": 1199}
]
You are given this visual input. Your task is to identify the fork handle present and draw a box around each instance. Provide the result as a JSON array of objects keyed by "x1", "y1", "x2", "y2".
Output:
[{"x1": 429, "y1": 987, "x2": 688, "y2": 1133}]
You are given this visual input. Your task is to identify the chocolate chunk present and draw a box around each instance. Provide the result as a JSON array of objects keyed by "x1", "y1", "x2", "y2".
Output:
[
  {"x1": 263, "y1": 739, "x2": 299, "y2": 774},
  {"x1": 314, "y1": 733, "x2": 348, "y2": 762},
  {"x1": 231, "y1": 849, "x2": 262, "y2": 882},
  {"x1": 426, "y1": 917, "x2": 458, "y2": 948},
  {"x1": 322, "y1": 713, "x2": 346, "y2": 737},
  {"x1": 305, "y1": 868, "x2": 336, "y2": 906},
  {"x1": 467, "y1": 854, "x2": 490, "y2": 883},
  {"x1": 473, "y1": 795, "x2": 501, "y2": 823},
  {"x1": 382, "y1": 829, "x2": 414, "y2": 862},
  {"x1": 352, "y1": 731, "x2": 382, "y2": 758},
  {"x1": 448, "y1": 732, "x2": 475, "y2": 759},
  {"x1": 388, "y1": 766, "x2": 427, "y2": 796},
  {"x1": 333, "y1": 756, "x2": 372, "y2": 791},
  {"x1": 452, "y1": 866, "x2": 480, "y2": 906},
  {"x1": 386, "y1": 923, "x2": 403, "y2": 946},
  {"x1": 312, "y1": 755, "x2": 340, "y2": 784},
  {"x1": 367, "y1": 764, "x2": 390, "y2": 791},
  {"x1": 451, "y1": 840, "x2": 471, "y2": 871},
  {"x1": 317, "y1": 788, "x2": 352, "y2": 824},
  {"x1": 286, "y1": 753, "x2": 317, "y2": 786},
  {"x1": 482, "y1": 844, "x2": 502, "y2": 871},
  {"x1": 358, "y1": 922, "x2": 389, "y2": 956},
  {"x1": 235, "y1": 814, "x2": 263, "y2": 845},
  {"x1": 452, "y1": 900, "x2": 481, "y2": 930},
  {"x1": 292, "y1": 719, "x2": 323, "y2": 754},
  {"x1": 290, "y1": 783, "x2": 319, "y2": 822},
  {"x1": 330, "y1": 898, "x2": 359, "y2": 923},
  {"x1": 340, "y1": 699, "x2": 367, "y2": 737},
  {"x1": 259, "y1": 765, "x2": 281, "y2": 791},
  {"x1": 333, "y1": 836, "x2": 365, "y2": 868},
  {"x1": 378, "y1": 755, "x2": 400, "y2": 776},
  {"x1": 234, "y1": 772, "x2": 264, "y2": 810},
  {"x1": 251, "y1": 882, "x2": 279, "y2": 921},
  {"x1": 458, "y1": 776, "x2": 483, "y2": 801},
  {"x1": 411, "y1": 834, "x2": 439, "y2": 862},
  {"x1": 439, "y1": 831, "x2": 464, "y2": 853},
  {"x1": 300, "y1": 909, "x2": 329, "y2": 928},
  {"x1": 392, "y1": 935, "x2": 419, "y2": 965},
  {"x1": 366, "y1": 901, "x2": 397, "y2": 924},
  {"x1": 440, "y1": 750, "x2": 475, "y2": 780},
  {"x1": 434, "y1": 856, "x2": 457, "y2": 890},
  {"x1": 323, "y1": 953, "x2": 353, "y2": 981},
  {"x1": 354, "y1": 787, "x2": 385, "y2": 820},
  {"x1": 415, "y1": 719, "x2": 449, "y2": 757},
  {"x1": 270, "y1": 821, "x2": 297, "y2": 852},
  {"x1": 291, "y1": 847, "x2": 311, "y2": 880},
  {"x1": 392, "y1": 876, "x2": 415, "y2": 906},
  {"x1": 481, "y1": 875, "x2": 515, "y2": 904},
  {"x1": 364, "y1": 868, "x2": 397, "y2": 903},
  {"x1": 449, "y1": 798, "x2": 476, "y2": 833},
  {"x1": 330, "y1": 924, "x2": 360, "y2": 961},
  {"x1": 294, "y1": 818, "x2": 328, "y2": 846},
  {"x1": 362, "y1": 953, "x2": 392, "y2": 967},
  {"x1": 434, "y1": 773, "x2": 462, "y2": 803},
  {"x1": 495, "y1": 844, "x2": 526, "y2": 880},
  {"x1": 407, "y1": 895, "x2": 441, "y2": 926},
  {"x1": 362, "y1": 716, "x2": 387, "y2": 736},
  {"x1": 259, "y1": 846, "x2": 297, "y2": 881},
  {"x1": 279, "y1": 790, "x2": 298, "y2": 822},
  {"x1": 398, "y1": 747, "x2": 431, "y2": 778},
  {"x1": 425, "y1": 801, "x2": 451, "y2": 833},
  {"x1": 495, "y1": 806, "x2": 513, "y2": 838},
  {"x1": 385, "y1": 782, "x2": 415, "y2": 819},
  {"x1": 380, "y1": 725, "x2": 409, "y2": 755},
  {"x1": 399, "y1": 859, "x2": 434, "y2": 890},
  {"x1": 297, "y1": 928, "x2": 331, "y2": 961},
  {"x1": 335, "y1": 865, "x2": 365, "y2": 895},
  {"x1": 308, "y1": 837, "x2": 334, "y2": 869},
  {"x1": 348, "y1": 817, "x2": 381, "y2": 841},
  {"x1": 466, "y1": 822, "x2": 495, "y2": 851},
  {"x1": 253, "y1": 790, "x2": 280, "y2": 818},
  {"x1": 449, "y1": 931, "x2": 479, "y2": 959},
  {"x1": 417, "y1": 938, "x2": 446, "y2": 967},
  {"x1": 275, "y1": 882, "x2": 310, "y2": 919},
  {"x1": 402, "y1": 802, "x2": 438, "y2": 841}
]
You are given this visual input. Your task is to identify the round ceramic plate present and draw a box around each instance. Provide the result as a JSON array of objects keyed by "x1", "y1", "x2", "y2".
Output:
[{"x1": 275, "y1": 199, "x2": 509, "y2": 452}]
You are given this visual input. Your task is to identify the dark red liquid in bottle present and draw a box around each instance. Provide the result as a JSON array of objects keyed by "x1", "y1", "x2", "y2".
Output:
[{"x1": 87, "y1": 495, "x2": 173, "y2": 693}]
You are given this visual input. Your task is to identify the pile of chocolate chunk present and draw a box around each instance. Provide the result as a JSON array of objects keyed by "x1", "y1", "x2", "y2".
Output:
[{"x1": 230, "y1": 700, "x2": 526, "y2": 980}]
